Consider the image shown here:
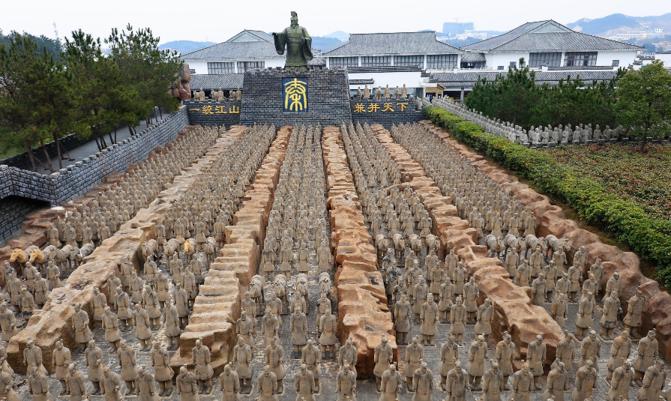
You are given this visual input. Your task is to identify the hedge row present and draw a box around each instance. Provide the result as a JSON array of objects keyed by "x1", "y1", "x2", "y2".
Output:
[{"x1": 424, "y1": 105, "x2": 671, "y2": 289}]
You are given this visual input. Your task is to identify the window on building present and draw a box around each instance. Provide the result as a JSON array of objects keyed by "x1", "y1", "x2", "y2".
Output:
[
  {"x1": 509, "y1": 61, "x2": 517, "y2": 68},
  {"x1": 564, "y1": 52, "x2": 598, "y2": 67},
  {"x1": 329, "y1": 57, "x2": 358, "y2": 68},
  {"x1": 497, "y1": 66, "x2": 505, "y2": 70},
  {"x1": 529, "y1": 52, "x2": 562, "y2": 67},
  {"x1": 236, "y1": 61, "x2": 265, "y2": 72},
  {"x1": 207, "y1": 62, "x2": 235, "y2": 74},
  {"x1": 612, "y1": 59, "x2": 620, "y2": 67},
  {"x1": 395, "y1": 55, "x2": 424, "y2": 68},
  {"x1": 360, "y1": 56, "x2": 391, "y2": 67},
  {"x1": 426, "y1": 54, "x2": 458, "y2": 70}
]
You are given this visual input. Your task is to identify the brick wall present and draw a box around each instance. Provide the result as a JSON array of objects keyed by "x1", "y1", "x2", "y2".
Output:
[
  {"x1": 185, "y1": 100, "x2": 241, "y2": 126},
  {"x1": 240, "y1": 69, "x2": 352, "y2": 126},
  {"x1": 350, "y1": 99, "x2": 424, "y2": 127},
  {"x1": 0, "y1": 107, "x2": 189, "y2": 205}
]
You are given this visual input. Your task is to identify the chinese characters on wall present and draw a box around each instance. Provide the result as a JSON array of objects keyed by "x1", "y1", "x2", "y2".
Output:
[
  {"x1": 282, "y1": 78, "x2": 308, "y2": 112},
  {"x1": 189, "y1": 104, "x2": 241, "y2": 115},
  {"x1": 352, "y1": 102, "x2": 410, "y2": 113}
]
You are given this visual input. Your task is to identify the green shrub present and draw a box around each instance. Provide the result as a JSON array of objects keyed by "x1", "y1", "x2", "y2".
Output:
[{"x1": 424, "y1": 105, "x2": 671, "y2": 289}]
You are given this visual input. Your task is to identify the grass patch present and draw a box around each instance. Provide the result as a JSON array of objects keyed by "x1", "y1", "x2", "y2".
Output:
[{"x1": 424, "y1": 105, "x2": 671, "y2": 290}]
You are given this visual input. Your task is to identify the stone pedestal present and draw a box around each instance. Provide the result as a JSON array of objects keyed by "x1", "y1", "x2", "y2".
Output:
[{"x1": 240, "y1": 68, "x2": 351, "y2": 126}]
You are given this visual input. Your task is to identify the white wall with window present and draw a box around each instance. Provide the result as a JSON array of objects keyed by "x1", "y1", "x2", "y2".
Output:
[
  {"x1": 207, "y1": 62, "x2": 235, "y2": 74},
  {"x1": 361, "y1": 56, "x2": 392, "y2": 67},
  {"x1": 564, "y1": 52, "x2": 598, "y2": 67},
  {"x1": 329, "y1": 57, "x2": 359, "y2": 68},
  {"x1": 529, "y1": 52, "x2": 562, "y2": 67},
  {"x1": 395, "y1": 55, "x2": 424, "y2": 68},
  {"x1": 596, "y1": 51, "x2": 636, "y2": 69},
  {"x1": 426, "y1": 54, "x2": 458, "y2": 70}
]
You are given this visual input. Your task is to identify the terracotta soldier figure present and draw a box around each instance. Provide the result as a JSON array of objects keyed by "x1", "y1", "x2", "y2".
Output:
[
  {"x1": 608, "y1": 329, "x2": 631, "y2": 380},
  {"x1": 543, "y1": 361, "x2": 568, "y2": 401},
  {"x1": 53, "y1": 339, "x2": 72, "y2": 395},
  {"x1": 233, "y1": 339, "x2": 253, "y2": 391},
  {"x1": 394, "y1": 293, "x2": 411, "y2": 345},
  {"x1": 527, "y1": 334, "x2": 546, "y2": 389},
  {"x1": 151, "y1": 341, "x2": 174, "y2": 396},
  {"x1": 338, "y1": 336, "x2": 358, "y2": 370},
  {"x1": 336, "y1": 362, "x2": 357, "y2": 401},
  {"x1": 85, "y1": 340, "x2": 103, "y2": 394},
  {"x1": 482, "y1": 361, "x2": 504, "y2": 401},
  {"x1": 137, "y1": 367, "x2": 159, "y2": 401},
  {"x1": 27, "y1": 366, "x2": 51, "y2": 401},
  {"x1": 638, "y1": 359, "x2": 666, "y2": 401},
  {"x1": 291, "y1": 309, "x2": 309, "y2": 356},
  {"x1": 265, "y1": 336, "x2": 286, "y2": 393},
  {"x1": 379, "y1": 363, "x2": 402, "y2": 401},
  {"x1": 608, "y1": 359, "x2": 634, "y2": 401},
  {"x1": 495, "y1": 331, "x2": 516, "y2": 388},
  {"x1": 450, "y1": 296, "x2": 466, "y2": 343},
  {"x1": 625, "y1": 289, "x2": 646, "y2": 338},
  {"x1": 295, "y1": 364, "x2": 318, "y2": 401},
  {"x1": 572, "y1": 359, "x2": 597, "y2": 401},
  {"x1": 601, "y1": 290, "x2": 621, "y2": 339},
  {"x1": 446, "y1": 361, "x2": 467, "y2": 401},
  {"x1": 474, "y1": 298, "x2": 493, "y2": 340},
  {"x1": 23, "y1": 339, "x2": 47, "y2": 375},
  {"x1": 374, "y1": 336, "x2": 394, "y2": 391},
  {"x1": 404, "y1": 336, "x2": 424, "y2": 390},
  {"x1": 257, "y1": 364, "x2": 278, "y2": 401},
  {"x1": 176, "y1": 366, "x2": 199, "y2": 401},
  {"x1": 301, "y1": 339, "x2": 322, "y2": 389},
  {"x1": 440, "y1": 335, "x2": 459, "y2": 391},
  {"x1": 412, "y1": 362, "x2": 433, "y2": 401},
  {"x1": 510, "y1": 362, "x2": 534, "y2": 401},
  {"x1": 117, "y1": 340, "x2": 139, "y2": 394},
  {"x1": 164, "y1": 302, "x2": 182, "y2": 350},
  {"x1": 467, "y1": 334, "x2": 487, "y2": 390},
  {"x1": 219, "y1": 364, "x2": 240, "y2": 401},
  {"x1": 419, "y1": 293, "x2": 438, "y2": 345},
  {"x1": 192, "y1": 339, "x2": 214, "y2": 393}
]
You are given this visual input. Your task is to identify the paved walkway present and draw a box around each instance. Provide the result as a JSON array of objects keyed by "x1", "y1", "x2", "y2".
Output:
[{"x1": 33, "y1": 116, "x2": 166, "y2": 174}]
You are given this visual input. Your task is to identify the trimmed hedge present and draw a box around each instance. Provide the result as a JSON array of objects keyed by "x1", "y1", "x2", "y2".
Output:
[{"x1": 424, "y1": 105, "x2": 671, "y2": 289}]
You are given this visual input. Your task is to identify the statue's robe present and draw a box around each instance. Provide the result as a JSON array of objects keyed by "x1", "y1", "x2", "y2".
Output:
[{"x1": 273, "y1": 26, "x2": 313, "y2": 68}]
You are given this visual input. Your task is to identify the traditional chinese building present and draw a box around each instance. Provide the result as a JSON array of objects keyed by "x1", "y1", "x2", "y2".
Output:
[{"x1": 462, "y1": 20, "x2": 641, "y2": 71}]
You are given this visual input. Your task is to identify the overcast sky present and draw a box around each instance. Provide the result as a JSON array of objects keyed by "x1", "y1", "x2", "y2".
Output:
[{"x1": 2, "y1": 0, "x2": 669, "y2": 43}]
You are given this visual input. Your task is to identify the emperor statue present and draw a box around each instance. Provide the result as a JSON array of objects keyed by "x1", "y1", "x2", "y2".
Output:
[{"x1": 273, "y1": 11, "x2": 313, "y2": 70}]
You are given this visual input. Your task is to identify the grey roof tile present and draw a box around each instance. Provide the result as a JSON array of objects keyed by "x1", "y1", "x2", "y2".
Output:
[
  {"x1": 431, "y1": 69, "x2": 619, "y2": 87},
  {"x1": 324, "y1": 32, "x2": 461, "y2": 56},
  {"x1": 464, "y1": 20, "x2": 641, "y2": 52}
]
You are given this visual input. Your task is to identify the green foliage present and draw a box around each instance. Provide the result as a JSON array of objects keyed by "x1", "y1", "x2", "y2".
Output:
[
  {"x1": 0, "y1": 25, "x2": 182, "y2": 166},
  {"x1": 424, "y1": 105, "x2": 671, "y2": 290},
  {"x1": 615, "y1": 61, "x2": 671, "y2": 149},
  {"x1": 545, "y1": 143, "x2": 671, "y2": 221},
  {"x1": 0, "y1": 33, "x2": 76, "y2": 168},
  {"x1": 464, "y1": 60, "x2": 619, "y2": 129},
  {"x1": 0, "y1": 30, "x2": 61, "y2": 59}
]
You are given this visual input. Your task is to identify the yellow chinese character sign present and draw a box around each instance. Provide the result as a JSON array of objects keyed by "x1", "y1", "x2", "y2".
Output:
[{"x1": 282, "y1": 78, "x2": 308, "y2": 112}]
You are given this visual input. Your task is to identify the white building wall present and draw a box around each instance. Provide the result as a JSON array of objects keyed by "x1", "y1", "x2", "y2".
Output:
[
  {"x1": 655, "y1": 53, "x2": 671, "y2": 67},
  {"x1": 484, "y1": 52, "x2": 529, "y2": 70},
  {"x1": 595, "y1": 50, "x2": 638, "y2": 67},
  {"x1": 347, "y1": 71, "x2": 424, "y2": 90},
  {"x1": 185, "y1": 60, "x2": 209, "y2": 75},
  {"x1": 183, "y1": 57, "x2": 285, "y2": 74}
]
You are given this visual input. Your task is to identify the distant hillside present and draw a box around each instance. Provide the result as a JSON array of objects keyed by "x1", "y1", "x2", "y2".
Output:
[
  {"x1": 567, "y1": 12, "x2": 671, "y2": 36},
  {"x1": 159, "y1": 40, "x2": 214, "y2": 55},
  {"x1": 311, "y1": 36, "x2": 343, "y2": 53},
  {"x1": 0, "y1": 31, "x2": 61, "y2": 58},
  {"x1": 325, "y1": 31, "x2": 349, "y2": 42}
]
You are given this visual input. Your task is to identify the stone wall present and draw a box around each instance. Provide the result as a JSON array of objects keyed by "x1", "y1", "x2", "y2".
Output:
[
  {"x1": 185, "y1": 100, "x2": 241, "y2": 126},
  {"x1": 351, "y1": 99, "x2": 424, "y2": 127},
  {"x1": 0, "y1": 108, "x2": 188, "y2": 205},
  {"x1": 0, "y1": 197, "x2": 48, "y2": 245},
  {"x1": 241, "y1": 69, "x2": 352, "y2": 126}
]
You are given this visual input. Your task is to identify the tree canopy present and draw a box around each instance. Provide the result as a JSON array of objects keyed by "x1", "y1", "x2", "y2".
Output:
[
  {"x1": 615, "y1": 61, "x2": 671, "y2": 151},
  {"x1": 465, "y1": 58, "x2": 621, "y2": 130},
  {"x1": 0, "y1": 26, "x2": 182, "y2": 170}
]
